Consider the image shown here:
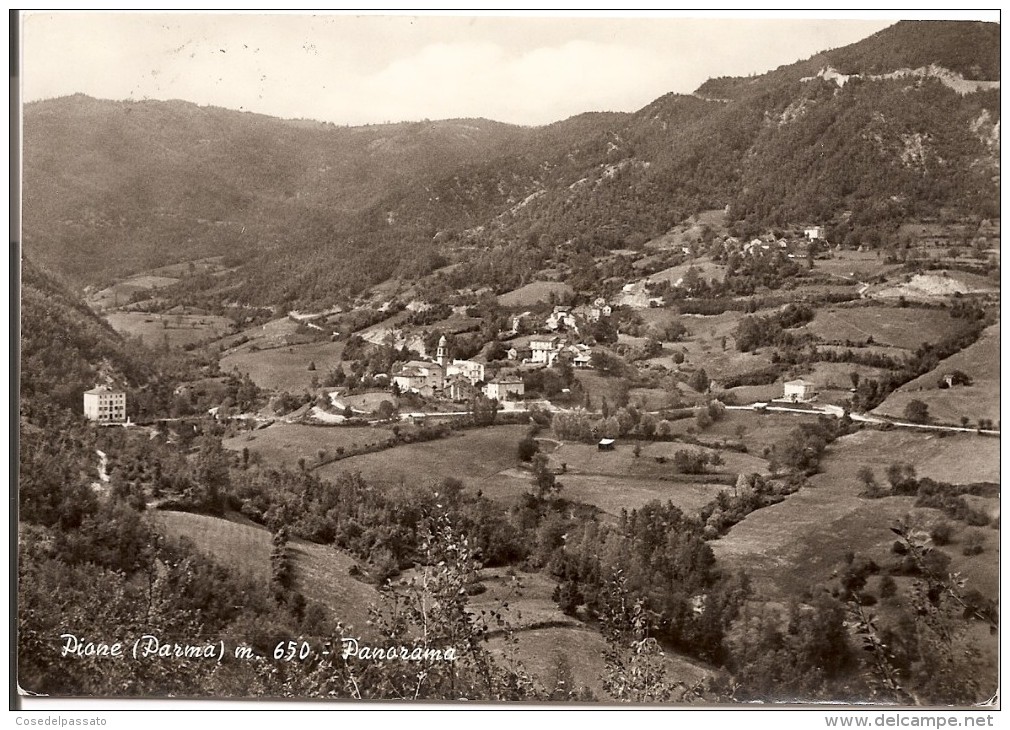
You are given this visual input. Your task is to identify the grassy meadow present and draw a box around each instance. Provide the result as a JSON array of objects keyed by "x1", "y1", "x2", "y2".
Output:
[
  {"x1": 223, "y1": 423, "x2": 394, "y2": 469},
  {"x1": 105, "y1": 311, "x2": 233, "y2": 349}
]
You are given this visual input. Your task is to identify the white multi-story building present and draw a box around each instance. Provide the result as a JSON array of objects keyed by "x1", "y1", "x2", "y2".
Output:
[
  {"x1": 446, "y1": 359, "x2": 485, "y2": 385},
  {"x1": 83, "y1": 386, "x2": 127, "y2": 423},
  {"x1": 782, "y1": 379, "x2": 818, "y2": 403},
  {"x1": 529, "y1": 337, "x2": 562, "y2": 365}
]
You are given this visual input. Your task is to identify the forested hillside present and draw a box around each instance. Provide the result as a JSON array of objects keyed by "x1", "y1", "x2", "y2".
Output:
[
  {"x1": 23, "y1": 95, "x2": 526, "y2": 284},
  {"x1": 20, "y1": 258, "x2": 155, "y2": 414},
  {"x1": 23, "y1": 20, "x2": 1000, "y2": 310}
]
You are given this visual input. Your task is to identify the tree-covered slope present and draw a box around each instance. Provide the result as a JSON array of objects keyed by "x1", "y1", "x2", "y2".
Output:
[
  {"x1": 19, "y1": 257, "x2": 156, "y2": 413},
  {"x1": 23, "y1": 94, "x2": 527, "y2": 285},
  {"x1": 22, "y1": 20, "x2": 1000, "y2": 309}
]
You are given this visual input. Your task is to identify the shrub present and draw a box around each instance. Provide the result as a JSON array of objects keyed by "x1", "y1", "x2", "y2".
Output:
[
  {"x1": 673, "y1": 449, "x2": 710, "y2": 475},
  {"x1": 695, "y1": 408, "x2": 713, "y2": 430},
  {"x1": 962, "y1": 529, "x2": 985, "y2": 556},
  {"x1": 517, "y1": 436, "x2": 539, "y2": 462},
  {"x1": 929, "y1": 521, "x2": 954, "y2": 546}
]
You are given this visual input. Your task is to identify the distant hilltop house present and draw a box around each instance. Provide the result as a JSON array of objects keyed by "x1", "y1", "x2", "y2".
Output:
[
  {"x1": 782, "y1": 379, "x2": 818, "y2": 403},
  {"x1": 483, "y1": 376, "x2": 525, "y2": 401},
  {"x1": 83, "y1": 385, "x2": 127, "y2": 424},
  {"x1": 590, "y1": 297, "x2": 612, "y2": 321},
  {"x1": 804, "y1": 226, "x2": 824, "y2": 241},
  {"x1": 743, "y1": 238, "x2": 773, "y2": 255}
]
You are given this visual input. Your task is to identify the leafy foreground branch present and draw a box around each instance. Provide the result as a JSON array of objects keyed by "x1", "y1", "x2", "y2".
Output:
[
  {"x1": 599, "y1": 573, "x2": 710, "y2": 703},
  {"x1": 287, "y1": 513, "x2": 548, "y2": 701},
  {"x1": 847, "y1": 519, "x2": 998, "y2": 706}
]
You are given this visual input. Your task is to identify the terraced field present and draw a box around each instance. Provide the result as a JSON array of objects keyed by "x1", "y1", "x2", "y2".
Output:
[
  {"x1": 799, "y1": 306, "x2": 964, "y2": 350},
  {"x1": 220, "y1": 339, "x2": 347, "y2": 392},
  {"x1": 223, "y1": 423, "x2": 394, "y2": 469},
  {"x1": 874, "y1": 323, "x2": 1000, "y2": 425},
  {"x1": 711, "y1": 429, "x2": 999, "y2": 600},
  {"x1": 105, "y1": 311, "x2": 233, "y2": 349},
  {"x1": 317, "y1": 425, "x2": 529, "y2": 490}
]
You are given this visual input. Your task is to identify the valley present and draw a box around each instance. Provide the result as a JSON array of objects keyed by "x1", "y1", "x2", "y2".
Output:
[{"x1": 18, "y1": 18, "x2": 1000, "y2": 705}]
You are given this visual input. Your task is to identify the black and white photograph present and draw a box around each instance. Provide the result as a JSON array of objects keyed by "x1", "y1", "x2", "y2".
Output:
[{"x1": 14, "y1": 10, "x2": 1001, "y2": 711}]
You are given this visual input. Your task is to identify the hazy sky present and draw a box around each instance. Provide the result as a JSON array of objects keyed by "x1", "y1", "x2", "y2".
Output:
[{"x1": 19, "y1": 10, "x2": 994, "y2": 126}]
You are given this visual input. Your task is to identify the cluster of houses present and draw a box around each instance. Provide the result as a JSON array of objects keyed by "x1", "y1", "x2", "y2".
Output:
[
  {"x1": 710, "y1": 225, "x2": 825, "y2": 261},
  {"x1": 516, "y1": 337, "x2": 592, "y2": 368},
  {"x1": 391, "y1": 304, "x2": 603, "y2": 402},
  {"x1": 502, "y1": 298, "x2": 609, "y2": 366},
  {"x1": 508, "y1": 299, "x2": 612, "y2": 336},
  {"x1": 393, "y1": 335, "x2": 525, "y2": 401}
]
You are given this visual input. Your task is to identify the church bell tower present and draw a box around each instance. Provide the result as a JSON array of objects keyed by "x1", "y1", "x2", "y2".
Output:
[{"x1": 436, "y1": 334, "x2": 448, "y2": 367}]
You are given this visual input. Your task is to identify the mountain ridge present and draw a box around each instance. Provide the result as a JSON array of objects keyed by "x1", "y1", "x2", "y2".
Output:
[{"x1": 22, "y1": 20, "x2": 1000, "y2": 308}]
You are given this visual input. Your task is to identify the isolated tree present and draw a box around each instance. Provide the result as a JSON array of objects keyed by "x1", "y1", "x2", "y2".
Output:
[
  {"x1": 688, "y1": 368, "x2": 710, "y2": 394},
  {"x1": 929, "y1": 521, "x2": 953, "y2": 546},
  {"x1": 517, "y1": 435, "x2": 539, "y2": 462},
  {"x1": 903, "y1": 399, "x2": 929, "y2": 424},
  {"x1": 270, "y1": 527, "x2": 292, "y2": 601},
  {"x1": 530, "y1": 453, "x2": 561, "y2": 501},
  {"x1": 962, "y1": 529, "x2": 985, "y2": 556},
  {"x1": 878, "y1": 574, "x2": 897, "y2": 600},
  {"x1": 592, "y1": 349, "x2": 624, "y2": 376},
  {"x1": 470, "y1": 393, "x2": 498, "y2": 427}
]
